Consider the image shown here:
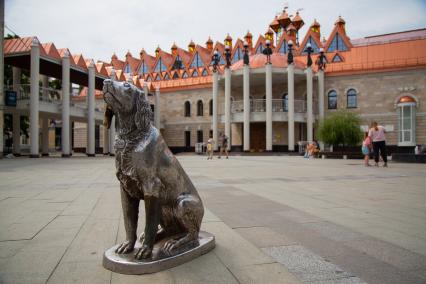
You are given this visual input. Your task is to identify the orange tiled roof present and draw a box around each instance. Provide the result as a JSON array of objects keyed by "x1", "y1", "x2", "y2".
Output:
[
  {"x1": 231, "y1": 53, "x2": 305, "y2": 71},
  {"x1": 4, "y1": 36, "x2": 36, "y2": 54},
  {"x1": 75, "y1": 87, "x2": 104, "y2": 99},
  {"x1": 325, "y1": 38, "x2": 426, "y2": 75},
  {"x1": 4, "y1": 14, "x2": 426, "y2": 89},
  {"x1": 73, "y1": 54, "x2": 88, "y2": 70},
  {"x1": 138, "y1": 49, "x2": 156, "y2": 73},
  {"x1": 41, "y1": 42, "x2": 61, "y2": 60},
  {"x1": 57, "y1": 48, "x2": 77, "y2": 66},
  {"x1": 175, "y1": 47, "x2": 192, "y2": 70},
  {"x1": 125, "y1": 53, "x2": 141, "y2": 74},
  {"x1": 95, "y1": 61, "x2": 109, "y2": 77}
]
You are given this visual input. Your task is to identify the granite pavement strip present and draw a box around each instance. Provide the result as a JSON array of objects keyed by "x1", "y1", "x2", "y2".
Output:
[{"x1": 0, "y1": 155, "x2": 425, "y2": 284}]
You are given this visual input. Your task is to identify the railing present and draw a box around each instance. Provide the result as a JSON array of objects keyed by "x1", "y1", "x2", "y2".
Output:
[
  {"x1": 229, "y1": 99, "x2": 309, "y2": 113},
  {"x1": 6, "y1": 84, "x2": 62, "y2": 104}
]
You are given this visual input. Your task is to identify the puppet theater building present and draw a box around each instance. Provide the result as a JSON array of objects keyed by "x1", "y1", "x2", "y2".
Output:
[{"x1": 2, "y1": 9, "x2": 426, "y2": 156}]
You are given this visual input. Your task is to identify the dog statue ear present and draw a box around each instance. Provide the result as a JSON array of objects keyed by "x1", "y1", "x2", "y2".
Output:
[{"x1": 104, "y1": 106, "x2": 114, "y2": 129}]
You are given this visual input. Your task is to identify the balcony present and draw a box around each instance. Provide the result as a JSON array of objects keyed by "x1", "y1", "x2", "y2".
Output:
[
  {"x1": 230, "y1": 99, "x2": 307, "y2": 113},
  {"x1": 4, "y1": 84, "x2": 104, "y2": 122},
  {"x1": 220, "y1": 99, "x2": 317, "y2": 123}
]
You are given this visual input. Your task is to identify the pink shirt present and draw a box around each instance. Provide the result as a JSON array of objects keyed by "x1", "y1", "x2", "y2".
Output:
[
  {"x1": 368, "y1": 126, "x2": 386, "y2": 142},
  {"x1": 362, "y1": 136, "x2": 372, "y2": 147}
]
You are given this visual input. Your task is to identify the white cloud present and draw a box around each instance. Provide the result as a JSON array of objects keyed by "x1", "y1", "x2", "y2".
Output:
[{"x1": 5, "y1": 0, "x2": 426, "y2": 62}]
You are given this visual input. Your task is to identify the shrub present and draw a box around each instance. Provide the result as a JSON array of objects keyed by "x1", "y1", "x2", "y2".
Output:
[{"x1": 317, "y1": 111, "x2": 363, "y2": 148}]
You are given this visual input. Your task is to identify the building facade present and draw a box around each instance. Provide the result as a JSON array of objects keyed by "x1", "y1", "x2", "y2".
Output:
[{"x1": 3, "y1": 10, "x2": 426, "y2": 156}]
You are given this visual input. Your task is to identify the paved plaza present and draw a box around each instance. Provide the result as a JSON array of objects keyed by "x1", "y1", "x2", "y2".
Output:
[{"x1": 0, "y1": 155, "x2": 426, "y2": 284}]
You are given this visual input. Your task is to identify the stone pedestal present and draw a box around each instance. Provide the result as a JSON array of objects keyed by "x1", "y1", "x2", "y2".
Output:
[{"x1": 103, "y1": 231, "x2": 215, "y2": 275}]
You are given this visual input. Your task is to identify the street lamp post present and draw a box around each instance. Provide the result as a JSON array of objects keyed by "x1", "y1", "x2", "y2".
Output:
[
  {"x1": 224, "y1": 45, "x2": 231, "y2": 68},
  {"x1": 243, "y1": 41, "x2": 250, "y2": 65},
  {"x1": 211, "y1": 50, "x2": 220, "y2": 72},
  {"x1": 305, "y1": 42, "x2": 313, "y2": 67},
  {"x1": 287, "y1": 39, "x2": 294, "y2": 64},
  {"x1": 263, "y1": 39, "x2": 272, "y2": 64},
  {"x1": 317, "y1": 47, "x2": 326, "y2": 70}
]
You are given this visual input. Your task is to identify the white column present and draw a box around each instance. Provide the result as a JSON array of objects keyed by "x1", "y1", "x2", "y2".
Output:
[
  {"x1": 224, "y1": 68, "x2": 231, "y2": 150},
  {"x1": 287, "y1": 63, "x2": 295, "y2": 151},
  {"x1": 0, "y1": 0, "x2": 4, "y2": 158},
  {"x1": 306, "y1": 67, "x2": 313, "y2": 142},
  {"x1": 12, "y1": 113, "x2": 20, "y2": 155},
  {"x1": 103, "y1": 125, "x2": 109, "y2": 155},
  {"x1": 143, "y1": 82, "x2": 149, "y2": 98},
  {"x1": 61, "y1": 51, "x2": 71, "y2": 157},
  {"x1": 41, "y1": 117, "x2": 49, "y2": 156},
  {"x1": 318, "y1": 69, "x2": 325, "y2": 150},
  {"x1": 30, "y1": 38, "x2": 40, "y2": 158},
  {"x1": 265, "y1": 63, "x2": 273, "y2": 151},
  {"x1": 212, "y1": 71, "x2": 218, "y2": 151},
  {"x1": 243, "y1": 64, "x2": 250, "y2": 151},
  {"x1": 12, "y1": 67, "x2": 21, "y2": 155},
  {"x1": 154, "y1": 86, "x2": 160, "y2": 129},
  {"x1": 87, "y1": 60, "x2": 95, "y2": 156},
  {"x1": 109, "y1": 116, "x2": 116, "y2": 156}
]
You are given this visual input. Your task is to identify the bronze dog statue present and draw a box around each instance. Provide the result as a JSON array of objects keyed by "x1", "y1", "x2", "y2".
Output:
[{"x1": 103, "y1": 79, "x2": 204, "y2": 260}]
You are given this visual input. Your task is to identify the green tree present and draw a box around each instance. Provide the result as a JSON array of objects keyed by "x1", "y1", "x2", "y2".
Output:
[{"x1": 317, "y1": 111, "x2": 363, "y2": 150}]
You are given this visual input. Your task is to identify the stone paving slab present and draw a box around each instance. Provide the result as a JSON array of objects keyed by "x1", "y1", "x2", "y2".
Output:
[
  {"x1": 262, "y1": 245, "x2": 362, "y2": 283},
  {"x1": 1, "y1": 155, "x2": 426, "y2": 284}
]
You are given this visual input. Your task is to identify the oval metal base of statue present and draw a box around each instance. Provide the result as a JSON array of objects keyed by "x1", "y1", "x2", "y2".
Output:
[{"x1": 103, "y1": 231, "x2": 215, "y2": 275}]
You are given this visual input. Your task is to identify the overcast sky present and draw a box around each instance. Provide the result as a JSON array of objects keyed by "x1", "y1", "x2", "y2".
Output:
[{"x1": 5, "y1": 0, "x2": 426, "y2": 63}]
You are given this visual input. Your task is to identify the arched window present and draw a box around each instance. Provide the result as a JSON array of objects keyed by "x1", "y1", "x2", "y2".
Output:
[
  {"x1": 182, "y1": 71, "x2": 188, "y2": 78},
  {"x1": 397, "y1": 96, "x2": 417, "y2": 146},
  {"x1": 282, "y1": 93, "x2": 288, "y2": 111},
  {"x1": 256, "y1": 44, "x2": 264, "y2": 54},
  {"x1": 209, "y1": 99, "x2": 213, "y2": 116},
  {"x1": 163, "y1": 73, "x2": 170, "y2": 80},
  {"x1": 201, "y1": 69, "x2": 208, "y2": 76},
  {"x1": 192, "y1": 69, "x2": 198, "y2": 77},
  {"x1": 146, "y1": 75, "x2": 152, "y2": 82},
  {"x1": 346, "y1": 88, "x2": 357, "y2": 108},
  {"x1": 184, "y1": 101, "x2": 191, "y2": 117},
  {"x1": 172, "y1": 71, "x2": 180, "y2": 79},
  {"x1": 154, "y1": 74, "x2": 161, "y2": 81},
  {"x1": 328, "y1": 90, "x2": 337, "y2": 109},
  {"x1": 197, "y1": 100, "x2": 203, "y2": 116}
]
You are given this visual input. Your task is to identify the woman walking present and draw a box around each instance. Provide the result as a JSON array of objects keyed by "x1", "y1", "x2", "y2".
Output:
[
  {"x1": 368, "y1": 121, "x2": 388, "y2": 167},
  {"x1": 361, "y1": 132, "x2": 372, "y2": 166}
]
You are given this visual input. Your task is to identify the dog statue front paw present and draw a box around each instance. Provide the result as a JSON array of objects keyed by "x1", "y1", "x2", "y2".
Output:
[
  {"x1": 115, "y1": 240, "x2": 135, "y2": 254},
  {"x1": 135, "y1": 244, "x2": 153, "y2": 260}
]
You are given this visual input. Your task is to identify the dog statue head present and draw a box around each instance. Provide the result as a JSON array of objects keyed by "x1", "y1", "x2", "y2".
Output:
[{"x1": 103, "y1": 79, "x2": 152, "y2": 135}]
